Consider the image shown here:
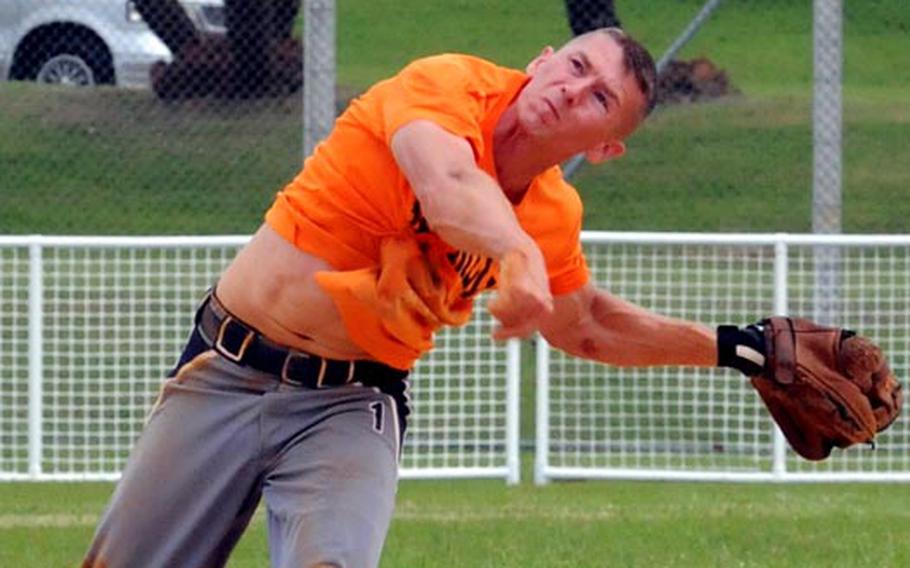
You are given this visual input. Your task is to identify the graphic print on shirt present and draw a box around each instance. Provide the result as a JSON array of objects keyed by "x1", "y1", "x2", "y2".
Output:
[{"x1": 409, "y1": 200, "x2": 497, "y2": 298}]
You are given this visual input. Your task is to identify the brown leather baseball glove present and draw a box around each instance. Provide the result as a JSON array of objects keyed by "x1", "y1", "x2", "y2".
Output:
[{"x1": 748, "y1": 317, "x2": 902, "y2": 460}]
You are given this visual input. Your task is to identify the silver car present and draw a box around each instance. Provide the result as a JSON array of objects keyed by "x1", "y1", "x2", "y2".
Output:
[{"x1": 0, "y1": 0, "x2": 225, "y2": 88}]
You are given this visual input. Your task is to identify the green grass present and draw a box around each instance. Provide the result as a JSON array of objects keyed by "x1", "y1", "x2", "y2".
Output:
[
  {"x1": 573, "y1": 95, "x2": 910, "y2": 233},
  {"x1": 0, "y1": 87, "x2": 300, "y2": 234},
  {"x1": 3, "y1": 479, "x2": 910, "y2": 567},
  {"x1": 2, "y1": 91, "x2": 906, "y2": 234},
  {"x1": 333, "y1": 0, "x2": 910, "y2": 96}
]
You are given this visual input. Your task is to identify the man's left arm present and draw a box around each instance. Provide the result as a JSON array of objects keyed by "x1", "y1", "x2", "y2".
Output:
[
  {"x1": 540, "y1": 283, "x2": 904, "y2": 462},
  {"x1": 540, "y1": 283, "x2": 717, "y2": 367}
]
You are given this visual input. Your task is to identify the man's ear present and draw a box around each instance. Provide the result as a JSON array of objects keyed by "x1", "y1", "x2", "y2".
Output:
[
  {"x1": 525, "y1": 46, "x2": 554, "y2": 74},
  {"x1": 585, "y1": 141, "x2": 626, "y2": 164}
]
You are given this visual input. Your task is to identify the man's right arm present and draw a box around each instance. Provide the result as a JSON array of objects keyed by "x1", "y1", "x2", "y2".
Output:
[{"x1": 390, "y1": 120, "x2": 553, "y2": 338}]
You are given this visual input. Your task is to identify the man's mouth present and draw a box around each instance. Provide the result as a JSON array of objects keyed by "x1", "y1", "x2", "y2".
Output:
[{"x1": 544, "y1": 99, "x2": 559, "y2": 122}]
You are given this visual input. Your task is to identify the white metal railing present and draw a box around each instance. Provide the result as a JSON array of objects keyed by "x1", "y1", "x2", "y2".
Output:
[
  {"x1": 3, "y1": 232, "x2": 909, "y2": 484},
  {"x1": 0, "y1": 235, "x2": 519, "y2": 483},
  {"x1": 537, "y1": 231, "x2": 910, "y2": 484}
]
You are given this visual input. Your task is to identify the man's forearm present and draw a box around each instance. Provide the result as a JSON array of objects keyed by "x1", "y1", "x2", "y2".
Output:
[
  {"x1": 546, "y1": 287, "x2": 717, "y2": 367},
  {"x1": 418, "y1": 166, "x2": 536, "y2": 261},
  {"x1": 586, "y1": 303, "x2": 716, "y2": 367},
  {"x1": 391, "y1": 120, "x2": 536, "y2": 261},
  {"x1": 391, "y1": 119, "x2": 553, "y2": 338}
]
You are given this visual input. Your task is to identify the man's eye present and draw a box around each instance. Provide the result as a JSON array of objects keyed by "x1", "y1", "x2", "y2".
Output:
[
  {"x1": 594, "y1": 91, "x2": 610, "y2": 110},
  {"x1": 571, "y1": 58, "x2": 583, "y2": 72}
]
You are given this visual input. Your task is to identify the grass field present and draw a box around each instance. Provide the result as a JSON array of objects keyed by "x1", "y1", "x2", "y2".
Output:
[
  {"x1": 2, "y1": 1, "x2": 910, "y2": 566},
  {"x1": 2, "y1": 90, "x2": 906, "y2": 234},
  {"x1": 3, "y1": 477, "x2": 910, "y2": 567}
]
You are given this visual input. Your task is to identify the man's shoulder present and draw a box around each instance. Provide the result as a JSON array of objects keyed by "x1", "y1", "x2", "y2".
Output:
[
  {"x1": 520, "y1": 167, "x2": 583, "y2": 228},
  {"x1": 407, "y1": 53, "x2": 506, "y2": 72},
  {"x1": 535, "y1": 167, "x2": 583, "y2": 204},
  {"x1": 401, "y1": 53, "x2": 524, "y2": 90}
]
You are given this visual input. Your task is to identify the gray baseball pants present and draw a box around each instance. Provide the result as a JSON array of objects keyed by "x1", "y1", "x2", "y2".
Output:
[{"x1": 83, "y1": 324, "x2": 409, "y2": 568}]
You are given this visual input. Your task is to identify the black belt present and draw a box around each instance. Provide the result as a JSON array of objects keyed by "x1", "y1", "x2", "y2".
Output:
[{"x1": 196, "y1": 292, "x2": 408, "y2": 388}]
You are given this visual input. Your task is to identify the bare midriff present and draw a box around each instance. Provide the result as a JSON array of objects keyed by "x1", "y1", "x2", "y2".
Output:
[{"x1": 215, "y1": 224, "x2": 372, "y2": 360}]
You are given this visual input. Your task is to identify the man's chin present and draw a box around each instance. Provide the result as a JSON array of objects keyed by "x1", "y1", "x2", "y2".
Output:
[{"x1": 524, "y1": 117, "x2": 559, "y2": 139}]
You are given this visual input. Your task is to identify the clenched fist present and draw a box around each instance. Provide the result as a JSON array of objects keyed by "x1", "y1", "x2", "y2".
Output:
[{"x1": 487, "y1": 245, "x2": 554, "y2": 340}]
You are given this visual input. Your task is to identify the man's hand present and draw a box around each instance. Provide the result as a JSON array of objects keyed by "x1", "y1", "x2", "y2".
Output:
[
  {"x1": 372, "y1": 237, "x2": 472, "y2": 346},
  {"x1": 487, "y1": 245, "x2": 554, "y2": 340}
]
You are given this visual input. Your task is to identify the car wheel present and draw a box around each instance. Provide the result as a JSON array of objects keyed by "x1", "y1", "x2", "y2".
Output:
[
  {"x1": 11, "y1": 27, "x2": 115, "y2": 86},
  {"x1": 36, "y1": 53, "x2": 97, "y2": 86}
]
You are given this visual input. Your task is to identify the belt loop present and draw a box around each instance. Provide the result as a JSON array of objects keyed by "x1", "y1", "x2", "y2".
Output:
[
  {"x1": 316, "y1": 358, "x2": 327, "y2": 388},
  {"x1": 346, "y1": 361, "x2": 356, "y2": 384},
  {"x1": 280, "y1": 351, "x2": 304, "y2": 385},
  {"x1": 280, "y1": 354, "x2": 292, "y2": 384},
  {"x1": 195, "y1": 289, "x2": 213, "y2": 327}
]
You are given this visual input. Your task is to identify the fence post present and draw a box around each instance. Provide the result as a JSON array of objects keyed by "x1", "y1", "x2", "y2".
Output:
[
  {"x1": 772, "y1": 237, "x2": 789, "y2": 479},
  {"x1": 28, "y1": 239, "x2": 43, "y2": 480},
  {"x1": 812, "y1": 0, "x2": 843, "y2": 325},
  {"x1": 534, "y1": 336, "x2": 551, "y2": 485},
  {"x1": 303, "y1": 0, "x2": 337, "y2": 158},
  {"x1": 506, "y1": 339, "x2": 521, "y2": 485}
]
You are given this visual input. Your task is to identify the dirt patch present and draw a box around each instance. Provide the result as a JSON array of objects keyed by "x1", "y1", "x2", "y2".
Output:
[{"x1": 656, "y1": 57, "x2": 739, "y2": 105}]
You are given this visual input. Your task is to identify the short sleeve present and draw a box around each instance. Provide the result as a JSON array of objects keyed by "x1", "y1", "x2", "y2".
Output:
[
  {"x1": 380, "y1": 55, "x2": 486, "y2": 157},
  {"x1": 544, "y1": 214, "x2": 589, "y2": 296},
  {"x1": 518, "y1": 170, "x2": 590, "y2": 295}
]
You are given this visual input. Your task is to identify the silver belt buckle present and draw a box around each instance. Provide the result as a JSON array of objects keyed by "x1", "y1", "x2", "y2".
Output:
[{"x1": 213, "y1": 316, "x2": 253, "y2": 363}]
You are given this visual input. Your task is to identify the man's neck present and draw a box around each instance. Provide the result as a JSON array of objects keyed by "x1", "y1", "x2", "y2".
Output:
[{"x1": 492, "y1": 106, "x2": 573, "y2": 204}]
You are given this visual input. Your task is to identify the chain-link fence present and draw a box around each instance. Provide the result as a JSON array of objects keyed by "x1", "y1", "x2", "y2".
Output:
[
  {"x1": 2, "y1": 1, "x2": 906, "y2": 236},
  {"x1": 1, "y1": 0, "x2": 305, "y2": 235}
]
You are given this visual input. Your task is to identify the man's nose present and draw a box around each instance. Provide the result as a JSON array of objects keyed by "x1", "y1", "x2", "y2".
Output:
[{"x1": 560, "y1": 83, "x2": 585, "y2": 105}]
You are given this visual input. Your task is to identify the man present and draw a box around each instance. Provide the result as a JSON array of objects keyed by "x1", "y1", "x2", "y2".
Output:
[{"x1": 83, "y1": 28, "x2": 769, "y2": 567}]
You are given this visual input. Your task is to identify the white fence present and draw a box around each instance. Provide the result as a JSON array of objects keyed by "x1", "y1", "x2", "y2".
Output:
[
  {"x1": 0, "y1": 236, "x2": 519, "y2": 483},
  {"x1": 2, "y1": 233, "x2": 909, "y2": 484}
]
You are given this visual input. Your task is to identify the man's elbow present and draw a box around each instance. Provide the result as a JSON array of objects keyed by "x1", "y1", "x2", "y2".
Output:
[
  {"x1": 573, "y1": 336, "x2": 602, "y2": 360},
  {"x1": 548, "y1": 331, "x2": 607, "y2": 363},
  {"x1": 547, "y1": 331, "x2": 637, "y2": 366}
]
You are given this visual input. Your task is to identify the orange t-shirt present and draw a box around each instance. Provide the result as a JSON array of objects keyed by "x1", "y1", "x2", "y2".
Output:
[{"x1": 265, "y1": 54, "x2": 589, "y2": 369}]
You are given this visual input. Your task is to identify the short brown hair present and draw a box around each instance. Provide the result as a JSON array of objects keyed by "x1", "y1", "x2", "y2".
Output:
[{"x1": 583, "y1": 27, "x2": 658, "y2": 116}]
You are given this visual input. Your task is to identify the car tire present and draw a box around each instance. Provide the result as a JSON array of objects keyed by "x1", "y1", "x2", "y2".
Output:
[{"x1": 11, "y1": 27, "x2": 115, "y2": 86}]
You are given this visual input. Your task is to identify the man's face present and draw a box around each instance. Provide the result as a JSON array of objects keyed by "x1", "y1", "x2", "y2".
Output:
[{"x1": 515, "y1": 32, "x2": 647, "y2": 156}]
